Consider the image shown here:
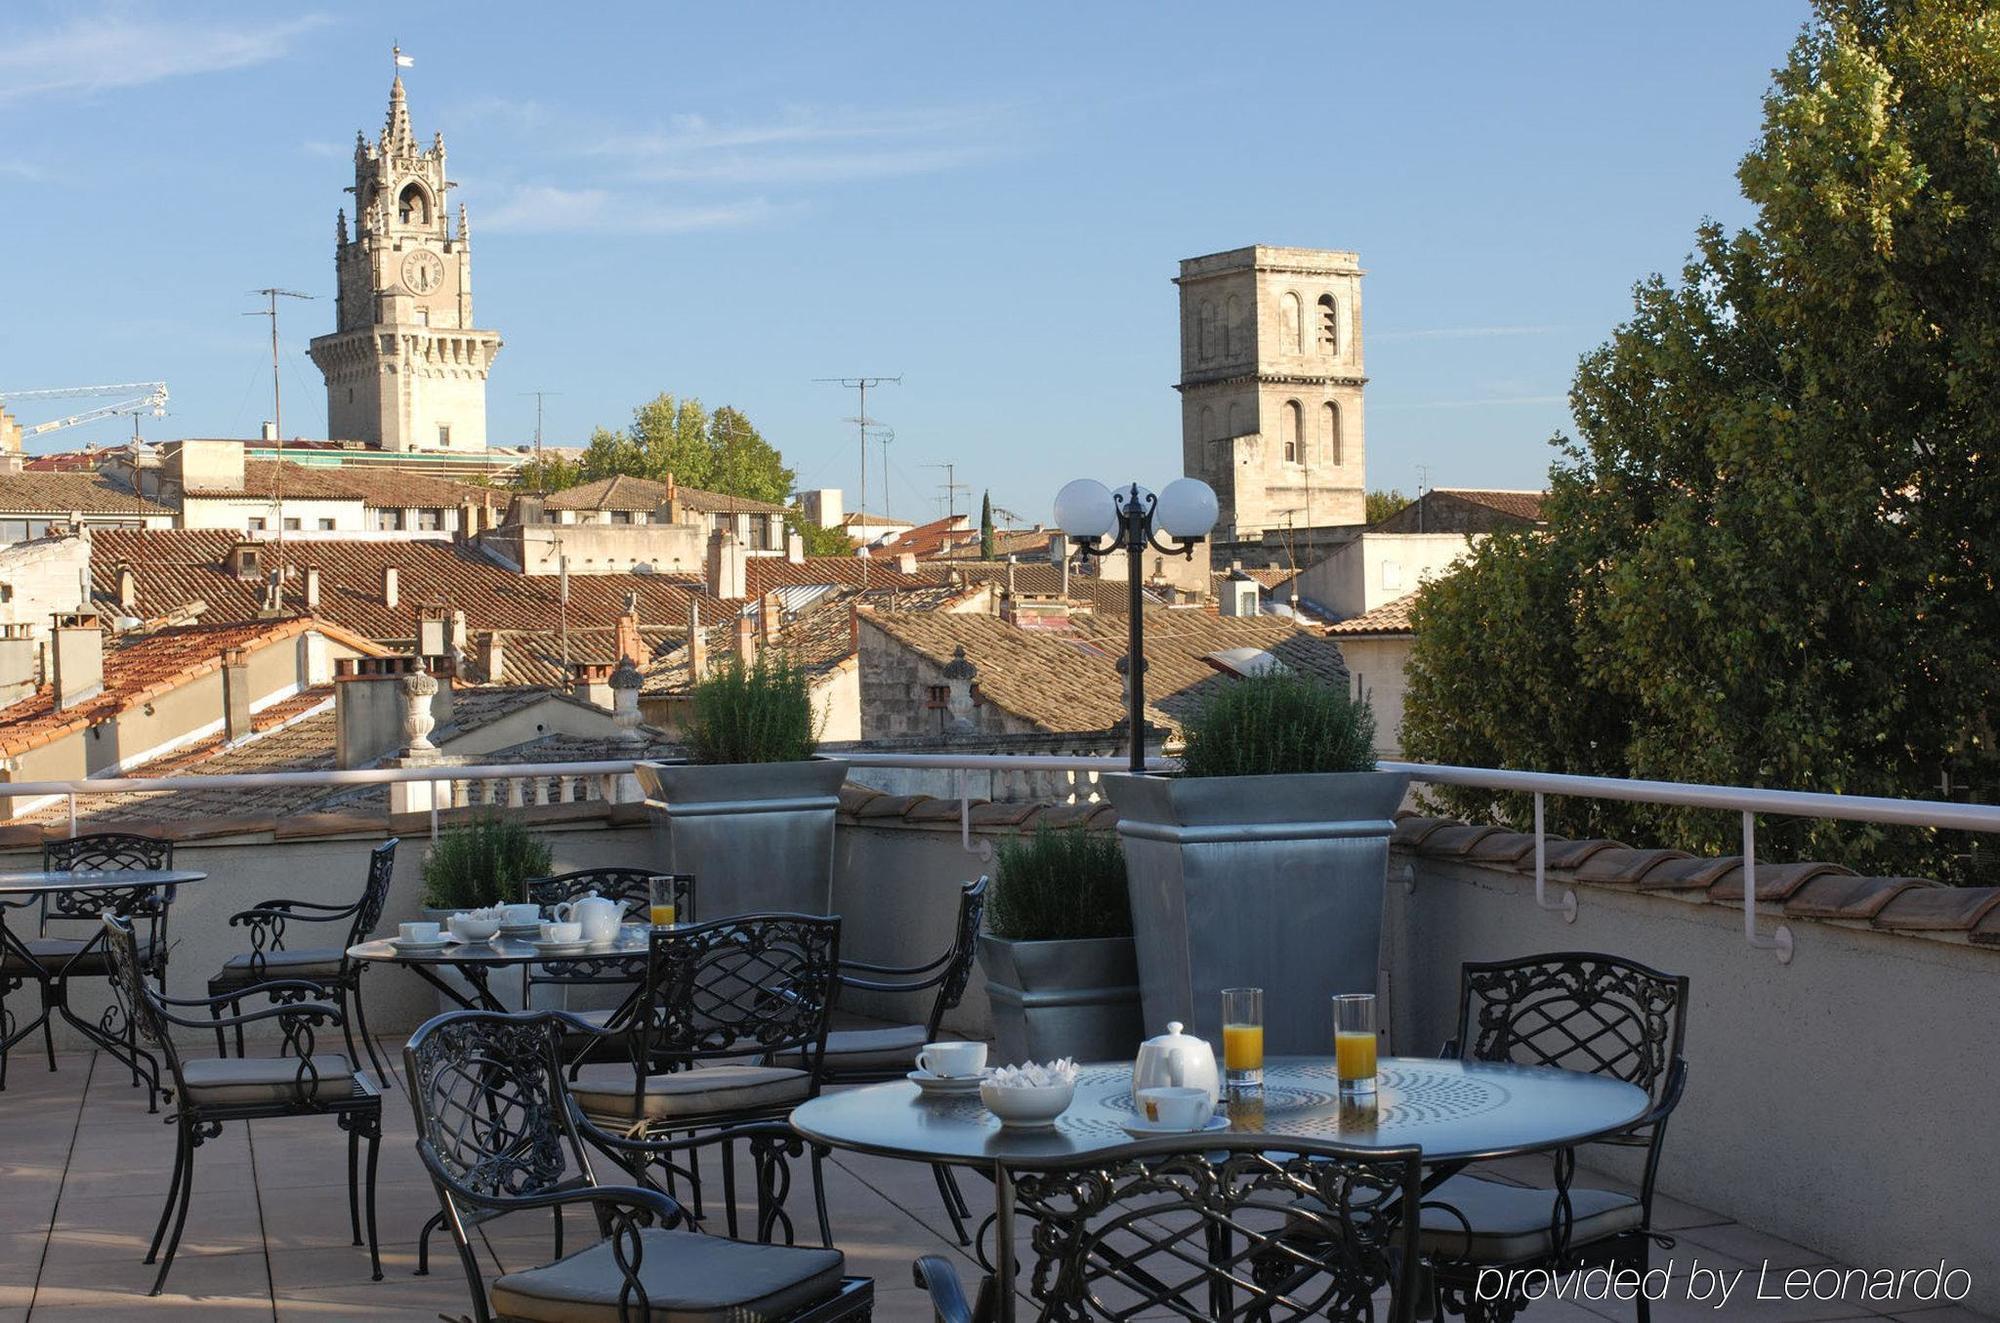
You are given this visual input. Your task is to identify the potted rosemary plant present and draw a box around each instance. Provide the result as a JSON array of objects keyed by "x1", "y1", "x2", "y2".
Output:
[
  {"x1": 419, "y1": 812, "x2": 554, "y2": 1010},
  {"x1": 1107, "y1": 670, "x2": 1409, "y2": 1052},
  {"x1": 633, "y1": 655, "x2": 847, "y2": 917},
  {"x1": 976, "y1": 824, "x2": 1144, "y2": 1065}
]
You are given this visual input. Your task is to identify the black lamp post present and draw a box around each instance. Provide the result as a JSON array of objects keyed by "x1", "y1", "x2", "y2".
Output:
[{"x1": 1055, "y1": 477, "x2": 1220, "y2": 772}]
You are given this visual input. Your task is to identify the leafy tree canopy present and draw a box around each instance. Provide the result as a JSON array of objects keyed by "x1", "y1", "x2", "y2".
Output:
[
  {"x1": 1403, "y1": 0, "x2": 2000, "y2": 882},
  {"x1": 1365, "y1": 489, "x2": 1411, "y2": 525},
  {"x1": 545, "y1": 394, "x2": 798, "y2": 506}
]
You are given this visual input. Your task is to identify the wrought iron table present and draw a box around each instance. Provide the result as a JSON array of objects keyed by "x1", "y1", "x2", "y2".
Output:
[
  {"x1": 791, "y1": 1056, "x2": 1652, "y2": 1323},
  {"x1": 347, "y1": 925, "x2": 652, "y2": 1013},
  {"x1": 0, "y1": 868, "x2": 207, "y2": 1092}
]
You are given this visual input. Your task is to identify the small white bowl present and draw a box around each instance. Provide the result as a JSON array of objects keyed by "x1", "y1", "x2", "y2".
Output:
[
  {"x1": 448, "y1": 913, "x2": 502, "y2": 943},
  {"x1": 980, "y1": 1078, "x2": 1075, "y2": 1129}
]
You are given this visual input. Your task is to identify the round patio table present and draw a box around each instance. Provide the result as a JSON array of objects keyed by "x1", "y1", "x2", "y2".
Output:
[
  {"x1": 347, "y1": 924, "x2": 652, "y2": 1013},
  {"x1": 0, "y1": 869, "x2": 207, "y2": 1091},
  {"x1": 791, "y1": 1055, "x2": 1652, "y2": 1323}
]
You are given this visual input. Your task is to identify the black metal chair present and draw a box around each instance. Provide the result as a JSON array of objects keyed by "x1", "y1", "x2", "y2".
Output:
[
  {"x1": 1429, "y1": 952, "x2": 1690, "y2": 1323},
  {"x1": 794, "y1": 875, "x2": 987, "y2": 1244},
  {"x1": 404, "y1": 1008, "x2": 873, "y2": 1323},
  {"x1": 914, "y1": 1136, "x2": 1425, "y2": 1323},
  {"x1": 206, "y1": 838, "x2": 397, "y2": 1084},
  {"x1": 522, "y1": 870, "x2": 694, "y2": 1022},
  {"x1": 102, "y1": 914, "x2": 382, "y2": 1295},
  {"x1": 0, "y1": 833, "x2": 175, "y2": 1097},
  {"x1": 567, "y1": 913, "x2": 842, "y2": 1243}
]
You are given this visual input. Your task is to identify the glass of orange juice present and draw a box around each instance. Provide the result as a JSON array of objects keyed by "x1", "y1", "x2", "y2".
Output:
[
  {"x1": 1333, "y1": 993, "x2": 1377, "y2": 1096},
  {"x1": 1221, "y1": 987, "x2": 1264, "y2": 1094},
  {"x1": 647, "y1": 875, "x2": 680, "y2": 928}
]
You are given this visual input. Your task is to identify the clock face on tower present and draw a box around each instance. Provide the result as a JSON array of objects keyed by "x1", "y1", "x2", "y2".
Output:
[{"x1": 401, "y1": 249, "x2": 445, "y2": 296}]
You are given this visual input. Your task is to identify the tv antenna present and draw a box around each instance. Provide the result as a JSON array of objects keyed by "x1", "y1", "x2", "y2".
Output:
[
  {"x1": 245, "y1": 287, "x2": 313, "y2": 576},
  {"x1": 923, "y1": 461, "x2": 969, "y2": 523},
  {"x1": 520, "y1": 390, "x2": 563, "y2": 490},
  {"x1": 869, "y1": 425, "x2": 895, "y2": 522},
  {"x1": 813, "y1": 375, "x2": 899, "y2": 517}
]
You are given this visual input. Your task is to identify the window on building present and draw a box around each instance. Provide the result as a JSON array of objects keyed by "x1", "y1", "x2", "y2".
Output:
[
  {"x1": 1282, "y1": 400, "x2": 1303, "y2": 465},
  {"x1": 414, "y1": 307, "x2": 429, "y2": 326},
  {"x1": 418, "y1": 509, "x2": 442, "y2": 531},
  {"x1": 437, "y1": 424, "x2": 451, "y2": 447},
  {"x1": 1198, "y1": 301, "x2": 1217, "y2": 362},
  {"x1": 1282, "y1": 292, "x2": 1304, "y2": 353},
  {"x1": 317, "y1": 518, "x2": 336, "y2": 531},
  {"x1": 1322, "y1": 402, "x2": 1343, "y2": 466},
  {"x1": 248, "y1": 518, "x2": 267, "y2": 532},
  {"x1": 750, "y1": 516, "x2": 774, "y2": 550},
  {"x1": 925, "y1": 685, "x2": 949, "y2": 710},
  {"x1": 399, "y1": 183, "x2": 430, "y2": 225},
  {"x1": 283, "y1": 517, "x2": 302, "y2": 531},
  {"x1": 0, "y1": 520, "x2": 32, "y2": 544},
  {"x1": 1317, "y1": 295, "x2": 1340, "y2": 355},
  {"x1": 610, "y1": 510, "x2": 633, "y2": 525}
]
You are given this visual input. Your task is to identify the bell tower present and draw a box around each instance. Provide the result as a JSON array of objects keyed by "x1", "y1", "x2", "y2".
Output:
[{"x1": 309, "y1": 73, "x2": 502, "y2": 452}]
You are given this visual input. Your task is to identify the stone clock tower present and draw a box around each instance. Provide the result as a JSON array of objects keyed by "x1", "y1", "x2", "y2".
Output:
[{"x1": 309, "y1": 75, "x2": 501, "y2": 452}]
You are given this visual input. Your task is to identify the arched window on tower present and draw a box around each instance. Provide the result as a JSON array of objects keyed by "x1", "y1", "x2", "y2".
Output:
[
  {"x1": 399, "y1": 183, "x2": 431, "y2": 226},
  {"x1": 1282, "y1": 292, "x2": 1304, "y2": 353},
  {"x1": 1322, "y1": 401, "x2": 1343, "y2": 466},
  {"x1": 1198, "y1": 301, "x2": 1218, "y2": 362},
  {"x1": 1281, "y1": 400, "x2": 1302, "y2": 464},
  {"x1": 1224, "y1": 295, "x2": 1243, "y2": 358},
  {"x1": 1317, "y1": 295, "x2": 1339, "y2": 355}
]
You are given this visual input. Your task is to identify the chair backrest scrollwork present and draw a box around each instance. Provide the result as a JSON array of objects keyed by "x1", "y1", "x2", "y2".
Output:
[
  {"x1": 346, "y1": 839, "x2": 399, "y2": 955},
  {"x1": 930, "y1": 876, "x2": 989, "y2": 1034},
  {"x1": 1451, "y1": 951, "x2": 1688, "y2": 1104},
  {"x1": 42, "y1": 833, "x2": 174, "y2": 925},
  {"x1": 633, "y1": 913, "x2": 840, "y2": 1075}
]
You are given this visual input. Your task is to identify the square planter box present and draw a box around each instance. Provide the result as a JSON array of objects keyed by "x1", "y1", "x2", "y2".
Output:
[
  {"x1": 976, "y1": 933, "x2": 1144, "y2": 1066},
  {"x1": 1106, "y1": 770, "x2": 1409, "y2": 1054},
  {"x1": 635, "y1": 760, "x2": 849, "y2": 918}
]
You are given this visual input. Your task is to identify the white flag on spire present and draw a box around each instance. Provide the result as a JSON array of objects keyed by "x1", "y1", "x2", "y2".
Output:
[{"x1": 395, "y1": 51, "x2": 414, "y2": 67}]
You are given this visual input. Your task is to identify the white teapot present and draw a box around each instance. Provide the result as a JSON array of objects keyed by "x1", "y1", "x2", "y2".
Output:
[
  {"x1": 1132, "y1": 1021, "x2": 1221, "y2": 1112},
  {"x1": 553, "y1": 892, "x2": 625, "y2": 943}
]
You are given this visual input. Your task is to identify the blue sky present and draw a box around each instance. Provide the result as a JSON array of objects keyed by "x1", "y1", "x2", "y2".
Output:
[{"x1": 0, "y1": 1, "x2": 1809, "y2": 523}]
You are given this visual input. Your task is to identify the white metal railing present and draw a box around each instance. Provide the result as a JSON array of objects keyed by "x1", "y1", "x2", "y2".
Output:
[{"x1": 6, "y1": 751, "x2": 1997, "y2": 965}]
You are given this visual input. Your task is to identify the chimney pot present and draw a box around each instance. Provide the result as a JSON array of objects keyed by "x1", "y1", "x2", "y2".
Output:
[
  {"x1": 303, "y1": 564, "x2": 321, "y2": 611},
  {"x1": 221, "y1": 646, "x2": 251, "y2": 743},
  {"x1": 479, "y1": 630, "x2": 506, "y2": 683},
  {"x1": 760, "y1": 591, "x2": 782, "y2": 644},
  {"x1": 895, "y1": 551, "x2": 917, "y2": 575},
  {"x1": 49, "y1": 612, "x2": 104, "y2": 711},
  {"x1": 382, "y1": 565, "x2": 400, "y2": 609},
  {"x1": 705, "y1": 529, "x2": 746, "y2": 601},
  {"x1": 687, "y1": 599, "x2": 709, "y2": 682},
  {"x1": 115, "y1": 561, "x2": 138, "y2": 612},
  {"x1": 732, "y1": 613, "x2": 757, "y2": 667}
]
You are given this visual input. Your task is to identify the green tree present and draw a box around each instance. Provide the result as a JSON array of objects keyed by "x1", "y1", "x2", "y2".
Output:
[
  {"x1": 979, "y1": 491, "x2": 995, "y2": 560},
  {"x1": 572, "y1": 394, "x2": 796, "y2": 505},
  {"x1": 1364, "y1": 489, "x2": 1410, "y2": 525},
  {"x1": 786, "y1": 510, "x2": 854, "y2": 557},
  {"x1": 514, "y1": 453, "x2": 582, "y2": 493},
  {"x1": 1403, "y1": 0, "x2": 2000, "y2": 882}
]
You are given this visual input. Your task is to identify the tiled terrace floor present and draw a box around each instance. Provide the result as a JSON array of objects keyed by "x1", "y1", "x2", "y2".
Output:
[{"x1": 0, "y1": 1045, "x2": 1989, "y2": 1323}]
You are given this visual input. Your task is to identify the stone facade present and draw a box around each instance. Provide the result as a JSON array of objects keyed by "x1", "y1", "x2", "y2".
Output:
[
  {"x1": 1176, "y1": 246, "x2": 1367, "y2": 541},
  {"x1": 308, "y1": 76, "x2": 501, "y2": 453}
]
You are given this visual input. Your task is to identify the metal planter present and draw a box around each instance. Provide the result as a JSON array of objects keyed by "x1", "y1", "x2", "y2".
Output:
[
  {"x1": 634, "y1": 760, "x2": 849, "y2": 918},
  {"x1": 1106, "y1": 770, "x2": 1411, "y2": 1054},
  {"x1": 976, "y1": 933, "x2": 1145, "y2": 1065}
]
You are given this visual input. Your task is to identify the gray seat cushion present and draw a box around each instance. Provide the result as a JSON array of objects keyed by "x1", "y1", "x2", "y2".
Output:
[
  {"x1": 570, "y1": 1062, "x2": 811, "y2": 1123},
  {"x1": 776, "y1": 1023, "x2": 928, "y2": 1074},
  {"x1": 211, "y1": 947, "x2": 345, "y2": 986},
  {"x1": 489, "y1": 1225, "x2": 844, "y2": 1323},
  {"x1": 178, "y1": 1054, "x2": 362, "y2": 1106},
  {"x1": 1, "y1": 935, "x2": 154, "y2": 976},
  {"x1": 1419, "y1": 1174, "x2": 1643, "y2": 1262}
]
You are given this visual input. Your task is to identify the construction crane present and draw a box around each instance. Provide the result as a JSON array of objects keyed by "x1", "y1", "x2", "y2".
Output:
[{"x1": 0, "y1": 382, "x2": 170, "y2": 440}]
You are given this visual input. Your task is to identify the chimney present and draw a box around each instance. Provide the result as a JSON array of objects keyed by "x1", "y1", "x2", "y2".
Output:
[
  {"x1": 457, "y1": 502, "x2": 477, "y2": 538},
  {"x1": 660, "y1": 471, "x2": 679, "y2": 523},
  {"x1": 571, "y1": 660, "x2": 613, "y2": 709},
  {"x1": 705, "y1": 528, "x2": 746, "y2": 600},
  {"x1": 382, "y1": 565, "x2": 399, "y2": 609},
  {"x1": 615, "y1": 597, "x2": 643, "y2": 666},
  {"x1": 0, "y1": 623, "x2": 38, "y2": 704},
  {"x1": 221, "y1": 646, "x2": 252, "y2": 743},
  {"x1": 760, "y1": 591, "x2": 782, "y2": 645},
  {"x1": 449, "y1": 608, "x2": 469, "y2": 661},
  {"x1": 478, "y1": 630, "x2": 506, "y2": 683},
  {"x1": 303, "y1": 565, "x2": 321, "y2": 611},
  {"x1": 335, "y1": 656, "x2": 439, "y2": 768},
  {"x1": 50, "y1": 612, "x2": 104, "y2": 710},
  {"x1": 687, "y1": 599, "x2": 709, "y2": 682},
  {"x1": 732, "y1": 613, "x2": 757, "y2": 667},
  {"x1": 895, "y1": 551, "x2": 918, "y2": 575},
  {"x1": 785, "y1": 526, "x2": 805, "y2": 563},
  {"x1": 115, "y1": 561, "x2": 138, "y2": 612},
  {"x1": 260, "y1": 421, "x2": 278, "y2": 442}
]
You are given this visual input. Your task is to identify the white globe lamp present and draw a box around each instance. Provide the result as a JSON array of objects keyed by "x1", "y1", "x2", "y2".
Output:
[
  {"x1": 1155, "y1": 478, "x2": 1219, "y2": 540},
  {"x1": 1053, "y1": 478, "x2": 1117, "y2": 540}
]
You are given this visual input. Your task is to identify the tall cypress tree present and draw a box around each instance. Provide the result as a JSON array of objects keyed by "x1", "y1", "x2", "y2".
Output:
[{"x1": 979, "y1": 491, "x2": 996, "y2": 560}]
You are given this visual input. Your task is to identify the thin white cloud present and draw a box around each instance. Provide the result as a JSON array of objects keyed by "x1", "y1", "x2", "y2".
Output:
[
  {"x1": 480, "y1": 184, "x2": 781, "y2": 236},
  {"x1": 1372, "y1": 326, "x2": 1559, "y2": 342},
  {"x1": 0, "y1": 159, "x2": 45, "y2": 181},
  {"x1": 0, "y1": 10, "x2": 329, "y2": 103}
]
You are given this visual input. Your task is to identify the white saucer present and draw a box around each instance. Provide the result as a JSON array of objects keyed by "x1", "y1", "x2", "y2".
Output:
[
  {"x1": 390, "y1": 938, "x2": 450, "y2": 953},
  {"x1": 528, "y1": 939, "x2": 591, "y2": 956},
  {"x1": 1118, "y1": 1113, "x2": 1231, "y2": 1139},
  {"x1": 908, "y1": 1069, "x2": 987, "y2": 1095}
]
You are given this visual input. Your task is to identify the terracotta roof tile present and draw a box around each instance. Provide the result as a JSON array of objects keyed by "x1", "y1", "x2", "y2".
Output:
[
  {"x1": 1466, "y1": 831, "x2": 1542, "y2": 865},
  {"x1": 0, "y1": 473, "x2": 174, "y2": 517},
  {"x1": 746, "y1": 558, "x2": 929, "y2": 595},
  {"x1": 1328, "y1": 593, "x2": 1419, "y2": 636},
  {"x1": 1391, "y1": 816, "x2": 1461, "y2": 849},
  {"x1": 1783, "y1": 874, "x2": 1923, "y2": 920},
  {"x1": 862, "y1": 606, "x2": 1348, "y2": 737},
  {"x1": 1542, "y1": 838, "x2": 1626, "y2": 870},
  {"x1": 1414, "y1": 824, "x2": 1501, "y2": 857},
  {"x1": 1434, "y1": 489, "x2": 1546, "y2": 521},
  {"x1": 1575, "y1": 847, "x2": 1695, "y2": 886},
  {"x1": 543, "y1": 474, "x2": 788, "y2": 516},
  {"x1": 1708, "y1": 859, "x2": 1852, "y2": 903},
  {"x1": 1869, "y1": 885, "x2": 2000, "y2": 932},
  {"x1": 90, "y1": 529, "x2": 727, "y2": 640},
  {"x1": 185, "y1": 460, "x2": 500, "y2": 510}
]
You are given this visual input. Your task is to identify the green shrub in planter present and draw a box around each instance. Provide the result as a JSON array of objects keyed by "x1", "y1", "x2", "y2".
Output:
[
  {"x1": 1177, "y1": 670, "x2": 1377, "y2": 778},
  {"x1": 989, "y1": 824, "x2": 1131, "y2": 941},
  {"x1": 684, "y1": 656, "x2": 821, "y2": 765},
  {"x1": 421, "y1": 812, "x2": 554, "y2": 911}
]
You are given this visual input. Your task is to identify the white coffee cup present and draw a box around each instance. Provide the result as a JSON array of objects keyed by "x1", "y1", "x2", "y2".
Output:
[
  {"x1": 539, "y1": 920, "x2": 583, "y2": 944},
  {"x1": 1136, "y1": 1086, "x2": 1212, "y2": 1130},
  {"x1": 502, "y1": 903, "x2": 540, "y2": 928},
  {"x1": 399, "y1": 921, "x2": 441, "y2": 943},
  {"x1": 917, "y1": 1041, "x2": 988, "y2": 1079}
]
